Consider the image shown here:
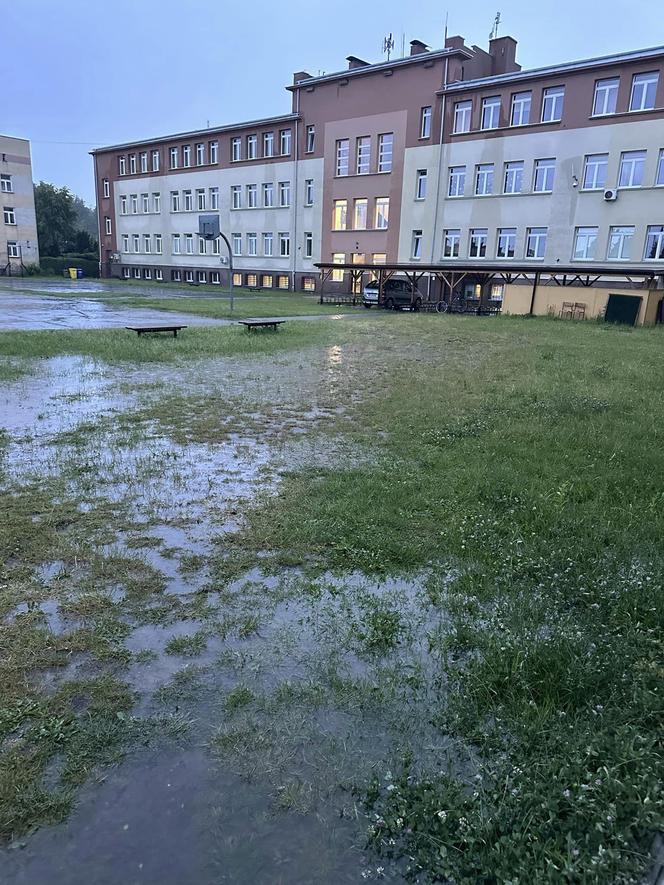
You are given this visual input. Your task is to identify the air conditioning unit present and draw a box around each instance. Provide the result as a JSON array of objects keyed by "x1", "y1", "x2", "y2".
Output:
[{"x1": 603, "y1": 188, "x2": 618, "y2": 201}]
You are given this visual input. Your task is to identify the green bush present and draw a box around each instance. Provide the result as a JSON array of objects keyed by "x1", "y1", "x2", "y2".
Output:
[{"x1": 39, "y1": 256, "x2": 99, "y2": 278}]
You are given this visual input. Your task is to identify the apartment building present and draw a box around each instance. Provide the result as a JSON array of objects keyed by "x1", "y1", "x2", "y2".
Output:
[
  {"x1": 1, "y1": 135, "x2": 39, "y2": 274},
  {"x1": 92, "y1": 35, "x2": 664, "y2": 307}
]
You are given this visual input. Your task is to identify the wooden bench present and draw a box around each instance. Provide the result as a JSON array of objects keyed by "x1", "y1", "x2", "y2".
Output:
[
  {"x1": 126, "y1": 325, "x2": 187, "y2": 338},
  {"x1": 238, "y1": 319, "x2": 285, "y2": 332}
]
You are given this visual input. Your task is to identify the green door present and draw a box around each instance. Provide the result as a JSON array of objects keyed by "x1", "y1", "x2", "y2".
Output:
[{"x1": 604, "y1": 294, "x2": 641, "y2": 326}]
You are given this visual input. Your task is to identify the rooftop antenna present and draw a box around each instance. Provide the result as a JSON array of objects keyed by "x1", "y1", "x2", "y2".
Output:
[
  {"x1": 490, "y1": 11, "x2": 501, "y2": 40},
  {"x1": 382, "y1": 33, "x2": 395, "y2": 61},
  {"x1": 444, "y1": 11, "x2": 449, "y2": 42}
]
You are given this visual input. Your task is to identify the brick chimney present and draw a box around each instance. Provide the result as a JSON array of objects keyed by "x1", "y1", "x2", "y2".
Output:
[
  {"x1": 346, "y1": 55, "x2": 370, "y2": 69},
  {"x1": 292, "y1": 71, "x2": 312, "y2": 84},
  {"x1": 444, "y1": 34, "x2": 467, "y2": 51},
  {"x1": 488, "y1": 36, "x2": 520, "y2": 75},
  {"x1": 410, "y1": 40, "x2": 429, "y2": 56}
]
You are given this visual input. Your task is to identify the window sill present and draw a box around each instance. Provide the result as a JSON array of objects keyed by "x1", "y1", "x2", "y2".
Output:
[
  {"x1": 335, "y1": 170, "x2": 391, "y2": 179},
  {"x1": 451, "y1": 118, "x2": 561, "y2": 137},
  {"x1": 589, "y1": 106, "x2": 662, "y2": 121}
]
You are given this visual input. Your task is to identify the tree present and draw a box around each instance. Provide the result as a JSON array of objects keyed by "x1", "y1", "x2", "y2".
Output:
[
  {"x1": 72, "y1": 195, "x2": 98, "y2": 241},
  {"x1": 34, "y1": 182, "x2": 77, "y2": 257}
]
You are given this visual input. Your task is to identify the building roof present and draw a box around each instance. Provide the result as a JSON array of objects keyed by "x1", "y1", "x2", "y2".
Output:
[
  {"x1": 315, "y1": 261, "x2": 663, "y2": 278},
  {"x1": 90, "y1": 113, "x2": 300, "y2": 155},
  {"x1": 441, "y1": 44, "x2": 664, "y2": 92}
]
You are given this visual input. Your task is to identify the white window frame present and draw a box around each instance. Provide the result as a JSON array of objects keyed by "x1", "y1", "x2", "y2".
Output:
[
  {"x1": 593, "y1": 78, "x2": 619, "y2": 116},
  {"x1": 263, "y1": 182, "x2": 274, "y2": 207},
  {"x1": 132, "y1": 234, "x2": 140, "y2": 253},
  {"x1": 131, "y1": 194, "x2": 138, "y2": 214},
  {"x1": 119, "y1": 156, "x2": 126, "y2": 175},
  {"x1": 182, "y1": 145, "x2": 191, "y2": 167},
  {"x1": 141, "y1": 193, "x2": 149, "y2": 213},
  {"x1": 247, "y1": 232, "x2": 257, "y2": 256},
  {"x1": 247, "y1": 134, "x2": 257, "y2": 160},
  {"x1": 374, "y1": 197, "x2": 389, "y2": 229},
  {"x1": 209, "y1": 187, "x2": 219, "y2": 210},
  {"x1": 172, "y1": 234, "x2": 181, "y2": 254},
  {"x1": 129, "y1": 154, "x2": 136, "y2": 174},
  {"x1": 154, "y1": 234, "x2": 162, "y2": 254},
  {"x1": 630, "y1": 72, "x2": 659, "y2": 112},
  {"x1": 184, "y1": 233, "x2": 194, "y2": 254},
  {"x1": 232, "y1": 233, "x2": 242, "y2": 256},
  {"x1": 607, "y1": 226, "x2": 634, "y2": 261},
  {"x1": 122, "y1": 234, "x2": 129, "y2": 253},
  {"x1": 541, "y1": 86, "x2": 564, "y2": 122},
  {"x1": 582, "y1": 154, "x2": 608, "y2": 190},
  {"x1": 353, "y1": 198, "x2": 368, "y2": 230},
  {"x1": 105, "y1": 216, "x2": 112, "y2": 235},
  {"x1": 306, "y1": 125, "x2": 315, "y2": 153},
  {"x1": 411, "y1": 230, "x2": 423, "y2": 260},
  {"x1": 572, "y1": 226, "x2": 598, "y2": 260},
  {"x1": 443, "y1": 229, "x2": 460, "y2": 258},
  {"x1": 7, "y1": 241, "x2": 19, "y2": 258},
  {"x1": 231, "y1": 185, "x2": 242, "y2": 209},
  {"x1": 331, "y1": 253, "x2": 345, "y2": 283},
  {"x1": 169, "y1": 147, "x2": 178, "y2": 169},
  {"x1": 469, "y1": 228, "x2": 488, "y2": 258},
  {"x1": 196, "y1": 189, "x2": 206, "y2": 211},
  {"x1": 263, "y1": 232, "x2": 273, "y2": 256},
  {"x1": 153, "y1": 192, "x2": 161, "y2": 213},
  {"x1": 336, "y1": 139, "x2": 349, "y2": 176},
  {"x1": 102, "y1": 178, "x2": 109, "y2": 198},
  {"x1": 644, "y1": 225, "x2": 664, "y2": 260},
  {"x1": 378, "y1": 133, "x2": 393, "y2": 172},
  {"x1": 510, "y1": 91, "x2": 531, "y2": 126},
  {"x1": 278, "y1": 232, "x2": 290, "y2": 257},
  {"x1": 448, "y1": 166, "x2": 465, "y2": 197},
  {"x1": 151, "y1": 150, "x2": 160, "y2": 172},
  {"x1": 304, "y1": 231, "x2": 313, "y2": 258},
  {"x1": 618, "y1": 151, "x2": 646, "y2": 188},
  {"x1": 475, "y1": 164, "x2": 494, "y2": 196},
  {"x1": 140, "y1": 152, "x2": 148, "y2": 173},
  {"x1": 278, "y1": 181, "x2": 290, "y2": 207},
  {"x1": 356, "y1": 136, "x2": 371, "y2": 174},
  {"x1": 503, "y1": 161, "x2": 524, "y2": 194},
  {"x1": 332, "y1": 199, "x2": 347, "y2": 231},
  {"x1": 231, "y1": 137, "x2": 241, "y2": 162},
  {"x1": 183, "y1": 189, "x2": 193, "y2": 212},
  {"x1": 280, "y1": 129, "x2": 292, "y2": 155},
  {"x1": 209, "y1": 141, "x2": 218, "y2": 164},
  {"x1": 420, "y1": 106, "x2": 432, "y2": 138},
  {"x1": 453, "y1": 100, "x2": 472, "y2": 133},
  {"x1": 263, "y1": 131, "x2": 274, "y2": 157},
  {"x1": 196, "y1": 143, "x2": 205, "y2": 166},
  {"x1": 496, "y1": 228, "x2": 516, "y2": 259},
  {"x1": 657, "y1": 149, "x2": 664, "y2": 186},
  {"x1": 481, "y1": 96, "x2": 501, "y2": 130},
  {"x1": 416, "y1": 169, "x2": 427, "y2": 200},
  {"x1": 143, "y1": 234, "x2": 151, "y2": 254},
  {"x1": 533, "y1": 158, "x2": 556, "y2": 193},
  {"x1": 304, "y1": 178, "x2": 314, "y2": 206},
  {"x1": 246, "y1": 184, "x2": 257, "y2": 208},
  {"x1": 120, "y1": 195, "x2": 127, "y2": 215},
  {"x1": 525, "y1": 227, "x2": 547, "y2": 259}
]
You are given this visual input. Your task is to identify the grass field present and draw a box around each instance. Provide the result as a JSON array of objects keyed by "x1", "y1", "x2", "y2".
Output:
[{"x1": 0, "y1": 314, "x2": 662, "y2": 882}]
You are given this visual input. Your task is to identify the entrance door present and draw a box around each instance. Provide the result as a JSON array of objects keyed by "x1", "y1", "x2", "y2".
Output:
[{"x1": 605, "y1": 293, "x2": 642, "y2": 326}]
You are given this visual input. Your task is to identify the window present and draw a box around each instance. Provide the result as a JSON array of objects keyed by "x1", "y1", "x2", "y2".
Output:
[
  {"x1": 232, "y1": 273, "x2": 242, "y2": 286},
  {"x1": 336, "y1": 139, "x2": 350, "y2": 176},
  {"x1": 541, "y1": 86, "x2": 564, "y2": 122},
  {"x1": 481, "y1": 96, "x2": 501, "y2": 130},
  {"x1": 247, "y1": 184, "x2": 257, "y2": 208},
  {"x1": 304, "y1": 231, "x2": 313, "y2": 258},
  {"x1": 133, "y1": 268, "x2": 141, "y2": 279},
  {"x1": 619, "y1": 150, "x2": 645, "y2": 188},
  {"x1": 132, "y1": 234, "x2": 140, "y2": 253},
  {"x1": 263, "y1": 232, "x2": 273, "y2": 256},
  {"x1": 210, "y1": 271, "x2": 220, "y2": 284},
  {"x1": 209, "y1": 141, "x2": 218, "y2": 164},
  {"x1": 195, "y1": 143, "x2": 205, "y2": 165},
  {"x1": 232, "y1": 233, "x2": 242, "y2": 255},
  {"x1": 280, "y1": 129, "x2": 292, "y2": 155},
  {"x1": 101, "y1": 214, "x2": 111, "y2": 236},
  {"x1": 196, "y1": 271, "x2": 206, "y2": 284},
  {"x1": 526, "y1": 227, "x2": 547, "y2": 258},
  {"x1": 120, "y1": 195, "x2": 127, "y2": 215},
  {"x1": 140, "y1": 152, "x2": 148, "y2": 173},
  {"x1": 375, "y1": 197, "x2": 389, "y2": 229},
  {"x1": 469, "y1": 228, "x2": 488, "y2": 258},
  {"x1": 332, "y1": 253, "x2": 345, "y2": 282},
  {"x1": 420, "y1": 106, "x2": 432, "y2": 138},
  {"x1": 143, "y1": 234, "x2": 151, "y2": 253},
  {"x1": 247, "y1": 135, "x2": 257, "y2": 159},
  {"x1": 231, "y1": 185, "x2": 241, "y2": 209},
  {"x1": 129, "y1": 154, "x2": 137, "y2": 174},
  {"x1": 412, "y1": 230, "x2": 423, "y2": 259},
  {"x1": 7, "y1": 241, "x2": 19, "y2": 258},
  {"x1": 262, "y1": 274, "x2": 273, "y2": 288},
  {"x1": 185, "y1": 233, "x2": 194, "y2": 254},
  {"x1": 119, "y1": 156, "x2": 126, "y2": 175},
  {"x1": 608, "y1": 220, "x2": 632, "y2": 264},
  {"x1": 154, "y1": 234, "x2": 162, "y2": 254},
  {"x1": 533, "y1": 158, "x2": 555, "y2": 192},
  {"x1": 306, "y1": 125, "x2": 315, "y2": 153},
  {"x1": 356, "y1": 137, "x2": 371, "y2": 174},
  {"x1": 181, "y1": 145, "x2": 191, "y2": 167},
  {"x1": 332, "y1": 199, "x2": 347, "y2": 230},
  {"x1": 304, "y1": 178, "x2": 314, "y2": 205},
  {"x1": 142, "y1": 193, "x2": 149, "y2": 213},
  {"x1": 657, "y1": 149, "x2": 664, "y2": 186},
  {"x1": 497, "y1": 227, "x2": 516, "y2": 258},
  {"x1": 152, "y1": 192, "x2": 161, "y2": 213},
  {"x1": 503, "y1": 161, "x2": 524, "y2": 194},
  {"x1": 278, "y1": 275, "x2": 289, "y2": 290},
  {"x1": 593, "y1": 78, "x2": 619, "y2": 116},
  {"x1": 263, "y1": 132, "x2": 274, "y2": 157},
  {"x1": 0, "y1": 175, "x2": 12, "y2": 193},
  {"x1": 303, "y1": 276, "x2": 316, "y2": 291},
  {"x1": 453, "y1": 100, "x2": 472, "y2": 133},
  {"x1": 582, "y1": 153, "x2": 608, "y2": 190},
  {"x1": 510, "y1": 91, "x2": 531, "y2": 126},
  {"x1": 212, "y1": 239, "x2": 220, "y2": 255},
  {"x1": 151, "y1": 150, "x2": 160, "y2": 171},
  {"x1": 279, "y1": 232, "x2": 290, "y2": 257},
  {"x1": 263, "y1": 182, "x2": 274, "y2": 207},
  {"x1": 131, "y1": 194, "x2": 138, "y2": 214},
  {"x1": 443, "y1": 229, "x2": 460, "y2": 258},
  {"x1": 448, "y1": 165, "x2": 465, "y2": 197},
  {"x1": 644, "y1": 225, "x2": 664, "y2": 260},
  {"x1": 155, "y1": 269, "x2": 163, "y2": 281},
  {"x1": 185, "y1": 270, "x2": 194, "y2": 283},
  {"x1": 169, "y1": 147, "x2": 178, "y2": 169},
  {"x1": 144, "y1": 269, "x2": 152, "y2": 280},
  {"x1": 416, "y1": 169, "x2": 427, "y2": 200},
  {"x1": 209, "y1": 187, "x2": 219, "y2": 210},
  {"x1": 102, "y1": 178, "x2": 109, "y2": 198},
  {"x1": 573, "y1": 226, "x2": 598, "y2": 260},
  {"x1": 378, "y1": 133, "x2": 393, "y2": 172},
  {"x1": 278, "y1": 181, "x2": 290, "y2": 207},
  {"x1": 197, "y1": 189, "x2": 206, "y2": 211},
  {"x1": 231, "y1": 137, "x2": 241, "y2": 161},
  {"x1": 172, "y1": 234, "x2": 181, "y2": 254},
  {"x1": 353, "y1": 198, "x2": 368, "y2": 230},
  {"x1": 122, "y1": 234, "x2": 129, "y2": 253},
  {"x1": 247, "y1": 232, "x2": 257, "y2": 256},
  {"x1": 475, "y1": 164, "x2": 494, "y2": 195},
  {"x1": 183, "y1": 190, "x2": 193, "y2": 211},
  {"x1": 172, "y1": 269, "x2": 182, "y2": 282},
  {"x1": 630, "y1": 72, "x2": 658, "y2": 111}
]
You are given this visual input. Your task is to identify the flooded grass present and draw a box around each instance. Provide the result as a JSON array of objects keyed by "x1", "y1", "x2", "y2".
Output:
[{"x1": 0, "y1": 315, "x2": 662, "y2": 882}]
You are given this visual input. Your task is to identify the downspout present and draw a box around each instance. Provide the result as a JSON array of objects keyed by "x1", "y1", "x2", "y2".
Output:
[
  {"x1": 92, "y1": 152, "x2": 102, "y2": 278},
  {"x1": 291, "y1": 90, "x2": 300, "y2": 291},
  {"x1": 429, "y1": 56, "x2": 448, "y2": 299}
]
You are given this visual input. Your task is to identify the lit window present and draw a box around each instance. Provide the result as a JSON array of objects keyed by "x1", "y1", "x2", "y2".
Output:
[
  {"x1": 503, "y1": 161, "x2": 524, "y2": 194},
  {"x1": 533, "y1": 158, "x2": 556, "y2": 192},
  {"x1": 630, "y1": 72, "x2": 658, "y2": 111},
  {"x1": 280, "y1": 129, "x2": 292, "y2": 155},
  {"x1": 278, "y1": 275, "x2": 289, "y2": 290},
  {"x1": 356, "y1": 137, "x2": 371, "y2": 174},
  {"x1": 304, "y1": 231, "x2": 313, "y2": 258},
  {"x1": 278, "y1": 181, "x2": 290, "y2": 207},
  {"x1": 481, "y1": 96, "x2": 501, "y2": 130},
  {"x1": 231, "y1": 138, "x2": 241, "y2": 162},
  {"x1": 453, "y1": 100, "x2": 472, "y2": 133},
  {"x1": 263, "y1": 182, "x2": 274, "y2": 207},
  {"x1": 510, "y1": 91, "x2": 531, "y2": 126},
  {"x1": 331, "y1": 253, "x2": 345, "y2": 282},
  {"x1": 303, "y1": 276, "x2": 316, "y2": 291},
  {"x1": 416, "y1": 169, "x2": 427, "y2": 200},
  {"x1": 263, "y1": 132, "x2": 274, "y2": 157},
  {"x1": 412, "y1": 230, "x2": 423, "y2": 259},
  {"x1": 443, "y1": 229, "x2": 460, "y2": 258},
  {"x1": 572, "y1": 226, "x2": 598, "y2": 260},
  {"x1": 353, "y1": 198, "x2": 368, "y2": 230},
  {"x1": 475, "y1": 163, "x2": 494, "y2": 195},
  {"x1": 263, "y1": 232, "x2": 273, "y2": 256},
  {"x1": 582, "y1": 154, "x2": 608, "y2": 190},
  {"x1": 232, "y1": 273, "x2": 242, "y2": 286},
  {"x1": 618, "y1": 151, "x2": 645, "y2": 188},
  {"x1": 262, "y1": 274, "x2": 273, "y2": 288},
  {"x1": 378, "y1": 133, "x2": 393, "y2": 172},
  {"x1": 469, "y1": 228, "x2": 488, "y2": 258},
  {"x1": 448, "y1": 166, "x2": 465, "y2": 197},
  {"x1": 420, "y1": 106, "x2": 432, "y2": 138},
  {"x1": 332, "y1": 199, "x2": 347, "y2": 230},
  {"x1": 196, "y1": 143, "x2": 205, "y2": 165},
  {"x1": 336, "y1": 139, "x2": 349, "y2": 176},
  {"x1": 374, "y1": 197, "x2": 389, "y2": 229},
  {"x1": 541, "y1": 86, "x2": 564, "y2": 122},
  {"x1": 247, "y1": 135, "x2": 257, "y2": 159},
  {"x1": 278, "y1": 233, "x2": 290, "y2": 257},
  {"x1": 644, "y1": 225, "x2": 664, "y2": 260},
  {"x1": 525, "y1": 227, "x2": 547, "y2": 259},
  {"x1": 593, "y1": 78, "x2": 619, "y2": 116},
  {"x1": 497, "y1": 228, "x2": 516, "y2": 258}
]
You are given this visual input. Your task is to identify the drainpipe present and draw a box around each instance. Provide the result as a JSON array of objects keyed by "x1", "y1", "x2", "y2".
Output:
[
  {"x1": 529, "y1": 271, "x2": 540, "y2": 315},
  {"x1": 92, "y1": 153, "x2": 102, "y2": 278},
  {"x1": 429, "y1": 56, "x2": 449, "y2": 300},
  {"x1": 291, "y1": 89, "x2": 300, "y2": 293}
]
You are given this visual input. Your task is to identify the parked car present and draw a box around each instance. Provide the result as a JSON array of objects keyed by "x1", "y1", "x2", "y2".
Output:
[{"x1": 362, "y1": 278, "x2": 423, "y2": 310}]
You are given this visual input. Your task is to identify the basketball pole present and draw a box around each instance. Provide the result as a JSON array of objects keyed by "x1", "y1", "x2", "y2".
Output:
[{"x1": 217, "y1": 231, "x2": 234, "y2": 314}]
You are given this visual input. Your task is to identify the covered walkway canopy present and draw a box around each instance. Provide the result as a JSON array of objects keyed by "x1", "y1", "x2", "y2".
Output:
[{"x1": 314, "y1": 261, "x2": 663, "y2": 313}]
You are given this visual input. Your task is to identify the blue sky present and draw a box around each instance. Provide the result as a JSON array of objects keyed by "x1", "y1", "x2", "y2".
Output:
[{"x1": 2, "y1": 0, "x2": 661, "y2": 205}]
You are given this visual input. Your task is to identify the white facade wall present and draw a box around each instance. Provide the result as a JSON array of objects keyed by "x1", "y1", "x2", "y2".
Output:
[{"x1": 0, "y1": 135, "x2": 39, "y2": 270}]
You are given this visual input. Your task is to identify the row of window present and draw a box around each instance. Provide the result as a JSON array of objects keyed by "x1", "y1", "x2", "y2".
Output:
[
  {"x1": 119, "y1": 230, "x2": 307, "y2": 259},
  {"x1": 118, "y1": 142, "x2": 219, "y2": 176},
  {"x1": 414, "y1": 223, "x2": 664, "y2": 262},
  {"x1": 120, "y1": 266, "x2": 316, "y2": 291},
  {"x1": 442, "y1": 148, "x2": 664, "y2": 198},
  {"x1": 452, "y1": 70, "x2": 660, "y2": 134},
  {"x1": 230, "y1": 127, "x2": 300, "y2": 162},
  {"x1": 329, "y1": 252, "x2": 386, "y2": 281},
  {"x1": 332, "y1": 196, "x2": 390, "y2": 231},
  {"x1": 335, "y1": 133, "x2": 393, "y2": 176}
]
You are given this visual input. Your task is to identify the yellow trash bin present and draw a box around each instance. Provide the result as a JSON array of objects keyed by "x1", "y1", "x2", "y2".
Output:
[{"x1": 68, "y1": 267, "x2": 77, "y2": 280}]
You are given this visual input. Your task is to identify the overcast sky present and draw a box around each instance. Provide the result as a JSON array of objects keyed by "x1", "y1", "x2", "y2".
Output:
[{"x1": 2, "y1": 0, "x2": 662, "y2": 205}]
